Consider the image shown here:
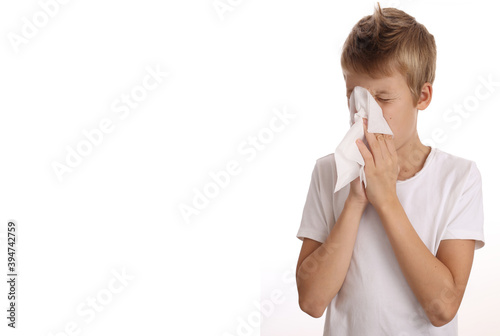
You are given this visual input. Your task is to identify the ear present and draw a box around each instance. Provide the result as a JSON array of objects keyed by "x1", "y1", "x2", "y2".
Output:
[{"x1": 416, "y1": 82, "x2": 432, "y2": 110}]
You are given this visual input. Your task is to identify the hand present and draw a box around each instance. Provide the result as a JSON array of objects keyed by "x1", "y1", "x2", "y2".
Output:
[
  {"x1": 355, "y1": 117, "x2": 400, "y2": 211},
  {"x1": 347, "y1": 176, "x2": 369, "y2": 208}
]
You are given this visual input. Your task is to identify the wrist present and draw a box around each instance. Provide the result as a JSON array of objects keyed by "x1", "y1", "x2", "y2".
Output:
[
  {"x1": 346, "y1": 195, "x2": 368, "y2": 210},
  {"x1": 374, "y1": 195, "x2": 400, "y2": 214}
]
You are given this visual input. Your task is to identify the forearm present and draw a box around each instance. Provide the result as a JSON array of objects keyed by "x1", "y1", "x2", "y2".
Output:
[
  {"x1": 297, "y1": 197, "x2": 366, "y2": 316},
  {"x1": 376, "y1": 198, "x2": 458, "y2": 326}
]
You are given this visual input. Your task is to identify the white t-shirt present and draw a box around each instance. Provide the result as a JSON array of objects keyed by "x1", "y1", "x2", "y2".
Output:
[{"x1": 296, "y1": 146, "x2": 485, "y2": 336}]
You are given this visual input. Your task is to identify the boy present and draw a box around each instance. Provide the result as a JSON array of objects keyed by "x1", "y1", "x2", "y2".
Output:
[{"x1": 295, "y1": 3, "x2": 485, "y2": 335}]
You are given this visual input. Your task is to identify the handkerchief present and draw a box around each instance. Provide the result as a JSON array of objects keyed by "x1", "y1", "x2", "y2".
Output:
[{"x1": 333, "y1": 86, "x2": 394, "y2": 193}]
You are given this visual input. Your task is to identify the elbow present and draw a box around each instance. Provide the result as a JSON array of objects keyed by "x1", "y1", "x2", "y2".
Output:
[
  {"x1": 429, "y1": 317, "x2": 447, "y2": 328},
  {"x1": 428, "y1": 305, "x2": 457, "y2": 327},
  {"x1": 296, "y1": 279, "x2": 339, "y2": 319},
  {"x1": 298, "y1": 296, "x2": 326, "y2": 318},
  {"x1": 430, "y1": 316, "x2": 452, "y2": 328}
]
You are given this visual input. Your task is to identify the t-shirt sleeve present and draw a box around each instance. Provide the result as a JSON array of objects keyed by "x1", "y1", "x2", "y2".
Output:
[
  {"x1": 441, "y1": 161, "x2": 485, "y2": 250},
  {"x1": 296, "y1": 160, "x2": 330, "y2": 244}
]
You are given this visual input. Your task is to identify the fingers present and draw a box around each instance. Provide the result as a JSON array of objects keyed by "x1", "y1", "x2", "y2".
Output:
[
  {"x1": 376, "y1": 133, "x2": 390, "y2": 160},
  {"x1": 385, "y1": 133, "x2": 397, "y2": 155},
  {"x1": 362, "y1": 118, "x2": 396, "y2": 165},
  {"x1": 363, "y1": 118, "x2": 385, "y2": 164},
  {"x1": 355, "y1": 136, "x2": 374, "y2": 168}
]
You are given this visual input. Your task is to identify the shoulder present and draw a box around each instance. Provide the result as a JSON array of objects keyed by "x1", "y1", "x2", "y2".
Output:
[
  {"x1": 314, "y1": 152, "x2": 336, "y2": 169},
  {"x1": 432, "y1": 148, "x2": 481, "y2": 177},
  {"x1": 431, "y1": 148, "x2": 482, "y2": 189},
  {"x1": 311, "y1": 152, "x2": 337, "y2": 179},
  {"x1": 306, "y1": 152, "x2": 337, "y2": 194}
]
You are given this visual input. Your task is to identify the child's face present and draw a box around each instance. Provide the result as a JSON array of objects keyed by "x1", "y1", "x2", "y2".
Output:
[{"x1": 343, "y1": 69, "x2": 430, "y2": 150}]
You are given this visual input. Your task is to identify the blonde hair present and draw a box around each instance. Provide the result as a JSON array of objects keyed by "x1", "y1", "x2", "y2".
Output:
[{"x1": 340, "y1": 2, "x2": 436, "y2": 107}]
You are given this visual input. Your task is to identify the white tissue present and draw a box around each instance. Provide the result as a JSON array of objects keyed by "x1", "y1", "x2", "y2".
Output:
[{"x1": 333, "y1": 86, "x2": 394, "y2": 193}]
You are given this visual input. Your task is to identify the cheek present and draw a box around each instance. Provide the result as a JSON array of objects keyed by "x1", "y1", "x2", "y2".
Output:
[
  {"x1": 382, "y1": 111, "x2": 395, "y2": 129},
  {"x1": 382, "y1": 111, "x2": 400, "y2": 139}
]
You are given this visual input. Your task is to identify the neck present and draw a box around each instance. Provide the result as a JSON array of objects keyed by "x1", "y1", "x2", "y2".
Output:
[{"x1": 396, "y1": 135, "x2": 431, "y2": 181}]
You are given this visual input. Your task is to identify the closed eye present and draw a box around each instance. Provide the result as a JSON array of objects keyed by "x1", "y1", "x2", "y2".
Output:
[{"x1": 377, "y1": 98, "x2": 391, "y2": 102}]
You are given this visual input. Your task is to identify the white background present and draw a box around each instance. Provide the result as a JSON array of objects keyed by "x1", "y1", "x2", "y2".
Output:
[{"x1": 0, "y1": 0, "x2": 499, "y2": 335}]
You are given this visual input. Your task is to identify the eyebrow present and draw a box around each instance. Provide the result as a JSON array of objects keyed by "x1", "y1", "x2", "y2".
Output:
[
  {"x1": 374, "y1": 89, "x2": 392, "y2": 94},
  {"x1": 346, "y1": 88, "x2": 393, "y2": 95}
]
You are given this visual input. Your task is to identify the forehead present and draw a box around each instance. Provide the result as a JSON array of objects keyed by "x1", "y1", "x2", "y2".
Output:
[{"x1": 343, "y1": 70, "x2": 404, "y2": 95}]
